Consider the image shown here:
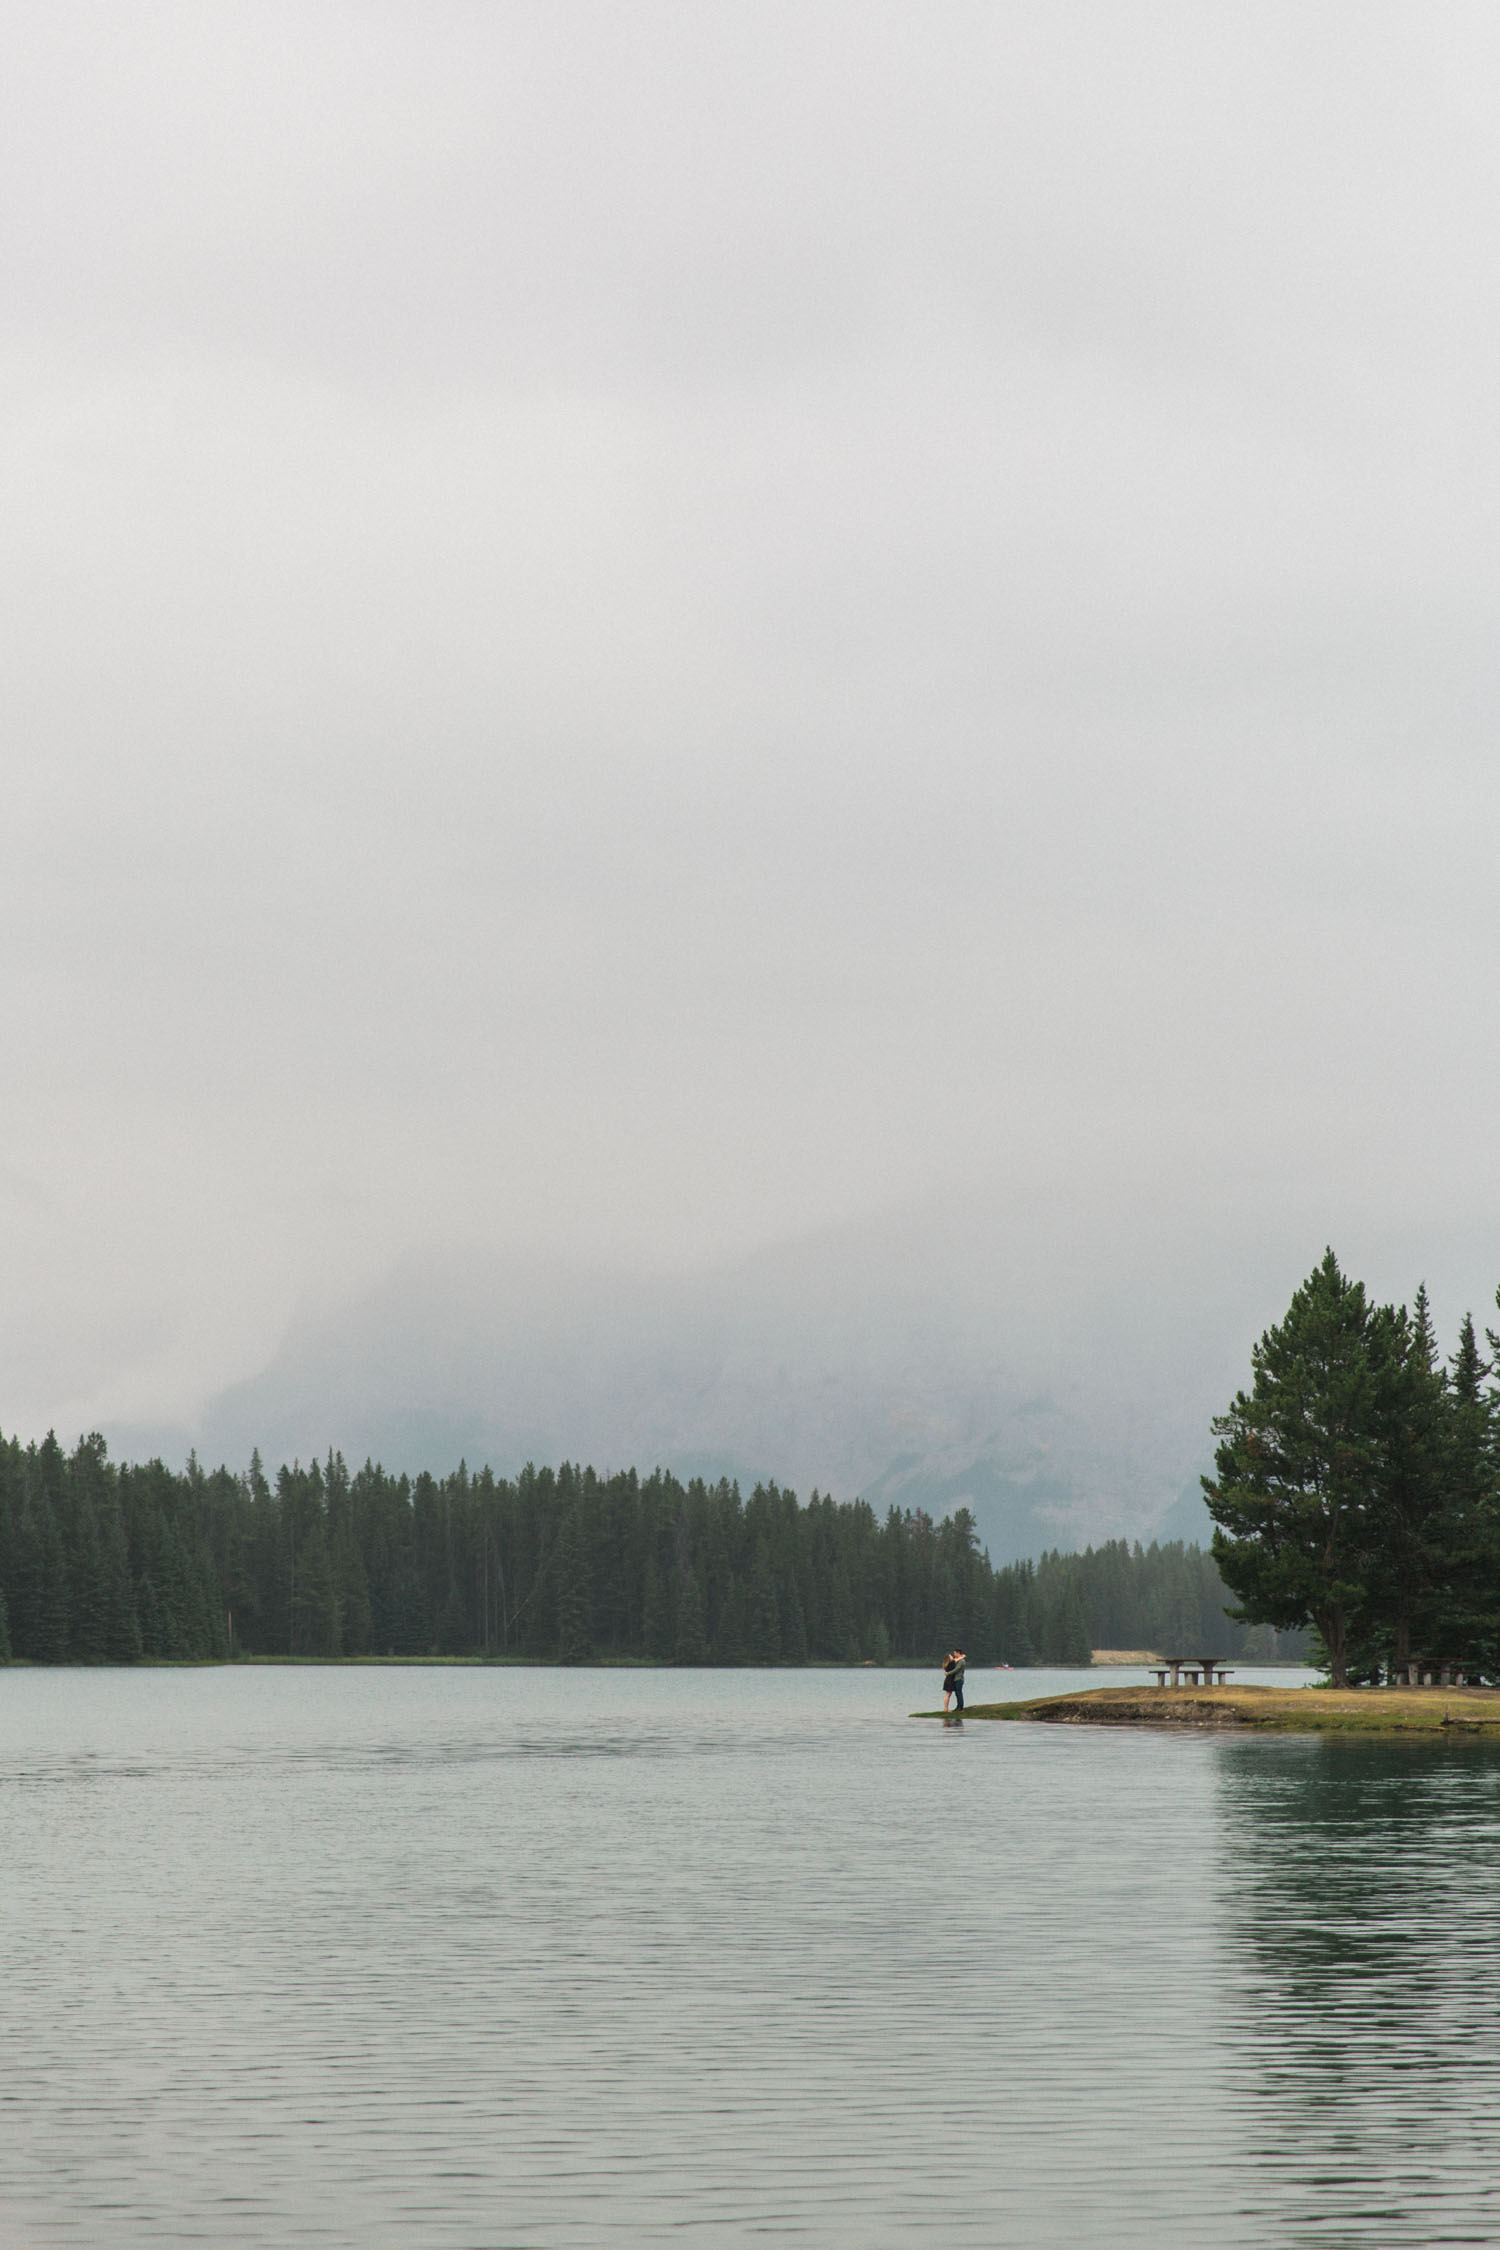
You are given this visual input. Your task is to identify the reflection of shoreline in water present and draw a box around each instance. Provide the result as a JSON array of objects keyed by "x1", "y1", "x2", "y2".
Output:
[{"x1": 1211, "y1": 1737, "x2": 1500, "y2": 2248}]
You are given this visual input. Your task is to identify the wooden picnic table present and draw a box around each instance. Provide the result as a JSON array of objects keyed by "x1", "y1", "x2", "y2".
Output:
[{"x1": 1151, "y1": 1657, "x2": 1235, "y2": 1688}]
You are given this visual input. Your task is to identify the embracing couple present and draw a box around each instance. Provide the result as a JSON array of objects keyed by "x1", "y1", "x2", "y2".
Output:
[{"x1": 942, "y1": 1647, "x2": 966, "y2": 1713}]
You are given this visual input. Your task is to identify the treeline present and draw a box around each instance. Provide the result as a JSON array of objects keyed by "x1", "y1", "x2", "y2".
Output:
[
  {"x1": 0, "y1": 1428, "x2": 1274, "y2": 1667},
  {"x1": 1209, "y1": 1251, "x2": 1500, "y2": 1686},
  {"x1": 1026, "y1": 1540, "x2": 1306, "y2": 1664}
]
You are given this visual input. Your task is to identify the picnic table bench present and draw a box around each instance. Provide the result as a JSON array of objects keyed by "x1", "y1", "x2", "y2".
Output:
[{"x1": 1151, "y1": 1657, "x2": 1235, "y2": 1687}]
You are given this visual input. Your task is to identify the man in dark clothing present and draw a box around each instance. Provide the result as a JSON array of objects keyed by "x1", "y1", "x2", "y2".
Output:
[{"x1": 942, "y1": 1648, "x2": 966, "y2": 1713}]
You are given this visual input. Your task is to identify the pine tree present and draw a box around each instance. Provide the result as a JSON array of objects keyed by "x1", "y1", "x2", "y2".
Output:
[
  {"x1": 66, "y1": 1496, "x2": 109, "y2": 1664},
  {"x1": 995, "y1": 1561, "x2": 1036, "y2": 1664},
  {"x1": 641, "y1": 1555, "x2": 671, "y2": 1661},
  {"x1": 748, "y1": 1544, "x2": 781, "y2": 1663},
  {"x1": 1444, "y1": 1312, "x2": 1498, "y2": 1671},
  {"x1": 292, "y1": 1521, "x2": 341, "y2": 1657},
  {"x1": 829, "y1": 1562, "x2": 860, "y2": 1662},
  {"x1": 1207, "y1": 1250, "x2": 1382, "y2": 1686},
  {"x1": 1059, "y1": 1580, "x2": 1092, "y2": 1666},
  {"x1": 187, "y1": 1546, "x2": 228, "y2": 1660},
  {"x1": 779, "y1": 1576, "x2": 808, "y2": 1665},
  {"x1": 136, "y1": 1513, "x2": 181, "y2": 1657},
  {"x1": 338, "y1": 1536, "x2": 373, "y2": 1656},
  {"x1": 389, "y1": 1560, "x2": 430, "y2": 1656},
  {"x1": 437, "y1": 1583, "x2": 469, "y2": 1655},
  {"x1": 101, "y1": 1502, "x2": 142, "y2": 1664},
  {"x1": 928, "y1": 1558, "x2": 959, "y2": 1664},
  {"x1": 1155, "y1": 1549, "x2": 1202, "y2": 1655},
  {"x1": 135, "y1": 1571, "x2": 164, "y2": 1658},
  {"x1": 15, "y1": 1494, "x2": 70, "y2": 1662},
  {"x1": 60, "y1": 1435, "x2": 118, "y2": 1662},
  {"x1": 713, "y1": 1574, "x2": 749, "y2": 1663},
  {"x1": 674, "y1": 1560, "x2": 708, "y2": 1663},
  {"x1": 1353, "y1": 1290, "x2": 1451, "y2": 1677},
  {"x1": 555, "y1": 1505, "x2": 592, "y2": 1663},
  {"x1": 1033, "y1": 1575, "x2": 1064, "y2": 1662}
]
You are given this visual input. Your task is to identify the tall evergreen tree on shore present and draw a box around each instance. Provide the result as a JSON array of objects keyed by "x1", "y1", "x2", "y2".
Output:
[
  {"x1": 1206, "y1": 1251, "x2": 1382, "y2": 1687},
  {"x1": 1443, "y1": 1313, "x2": 1498, "y2": 1670},
  {"x1": 1349, "y1": 1291, "x2": 1450, "y2": 1678},
  {"x1": 1208, "y1": 1256, "x2": 1500, "y2": 1681}
]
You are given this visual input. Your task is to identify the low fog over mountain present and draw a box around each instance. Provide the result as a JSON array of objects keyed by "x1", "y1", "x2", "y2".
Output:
[
  {"x1": 106, "y1": 1180, "x2": 1500, "y2": 1565},
  {"x1": 108, "y1": 1197, "x2": 1311, "y2": 1561}
]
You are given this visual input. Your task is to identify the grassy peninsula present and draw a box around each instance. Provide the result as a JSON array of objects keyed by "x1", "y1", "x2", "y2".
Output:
[{"x1": 914, "y1": 1683, "x2": 1500, "y2": 1733}]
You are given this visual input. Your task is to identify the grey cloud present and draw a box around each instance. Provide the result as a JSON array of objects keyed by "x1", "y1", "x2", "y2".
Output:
[{"x1": 3, "y1": 2, "x2": 1499, "y2": 1483}]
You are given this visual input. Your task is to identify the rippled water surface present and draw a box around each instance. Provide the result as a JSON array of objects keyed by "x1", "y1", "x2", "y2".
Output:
[{"x1": 5, "y1": 1664, "x2": 1500, "y2": 2248}]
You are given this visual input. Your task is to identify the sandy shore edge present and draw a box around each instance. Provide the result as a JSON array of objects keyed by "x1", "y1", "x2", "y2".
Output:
[{"x1": 910, "y1": 1683, "x2": 1500, "y2": 1733}]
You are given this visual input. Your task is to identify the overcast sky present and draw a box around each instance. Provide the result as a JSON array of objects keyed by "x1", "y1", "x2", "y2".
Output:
[{"x1": 5, "y1": 2, "x2": 1500, "y2": 1445}]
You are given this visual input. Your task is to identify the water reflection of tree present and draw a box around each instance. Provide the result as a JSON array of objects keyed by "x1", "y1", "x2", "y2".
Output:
[{"x1": 1212, "y1": 1736, "x2": 1500, "y2": 2249}]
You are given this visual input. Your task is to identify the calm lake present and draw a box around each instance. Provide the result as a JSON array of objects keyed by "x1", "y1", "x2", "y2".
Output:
[{"x1": 4, "y1": 1664, "x2": 1500, "y2": 2248}]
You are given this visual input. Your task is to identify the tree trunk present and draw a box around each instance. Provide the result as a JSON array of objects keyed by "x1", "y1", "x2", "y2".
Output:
[{"x1": 1319, "y1": 1602, "x2": 1349, "y2": 1688}]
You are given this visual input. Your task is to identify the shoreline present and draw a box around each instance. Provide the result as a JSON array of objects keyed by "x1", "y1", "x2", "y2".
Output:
[
  {"x1": 1, "y1": 1654, "x2": 997, "y2": 1672},
  {"x1": 912, "y1": 1683, "x2": 1500, "y2": 1734}
]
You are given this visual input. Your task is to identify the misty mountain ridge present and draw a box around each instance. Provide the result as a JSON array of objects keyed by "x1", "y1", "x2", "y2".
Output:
[{"x1": 110, "y1": 1236, "x2": 1223, "y2": 1565}]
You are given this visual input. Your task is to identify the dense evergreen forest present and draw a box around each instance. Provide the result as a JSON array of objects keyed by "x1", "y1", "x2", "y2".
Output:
[
  {"x1": 1209, "y1": 1251, "x2": 1500, "y2": 1687},
  {"x1": 0, "y1": 1429, "x2": 1281, "y2": 1666}
]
